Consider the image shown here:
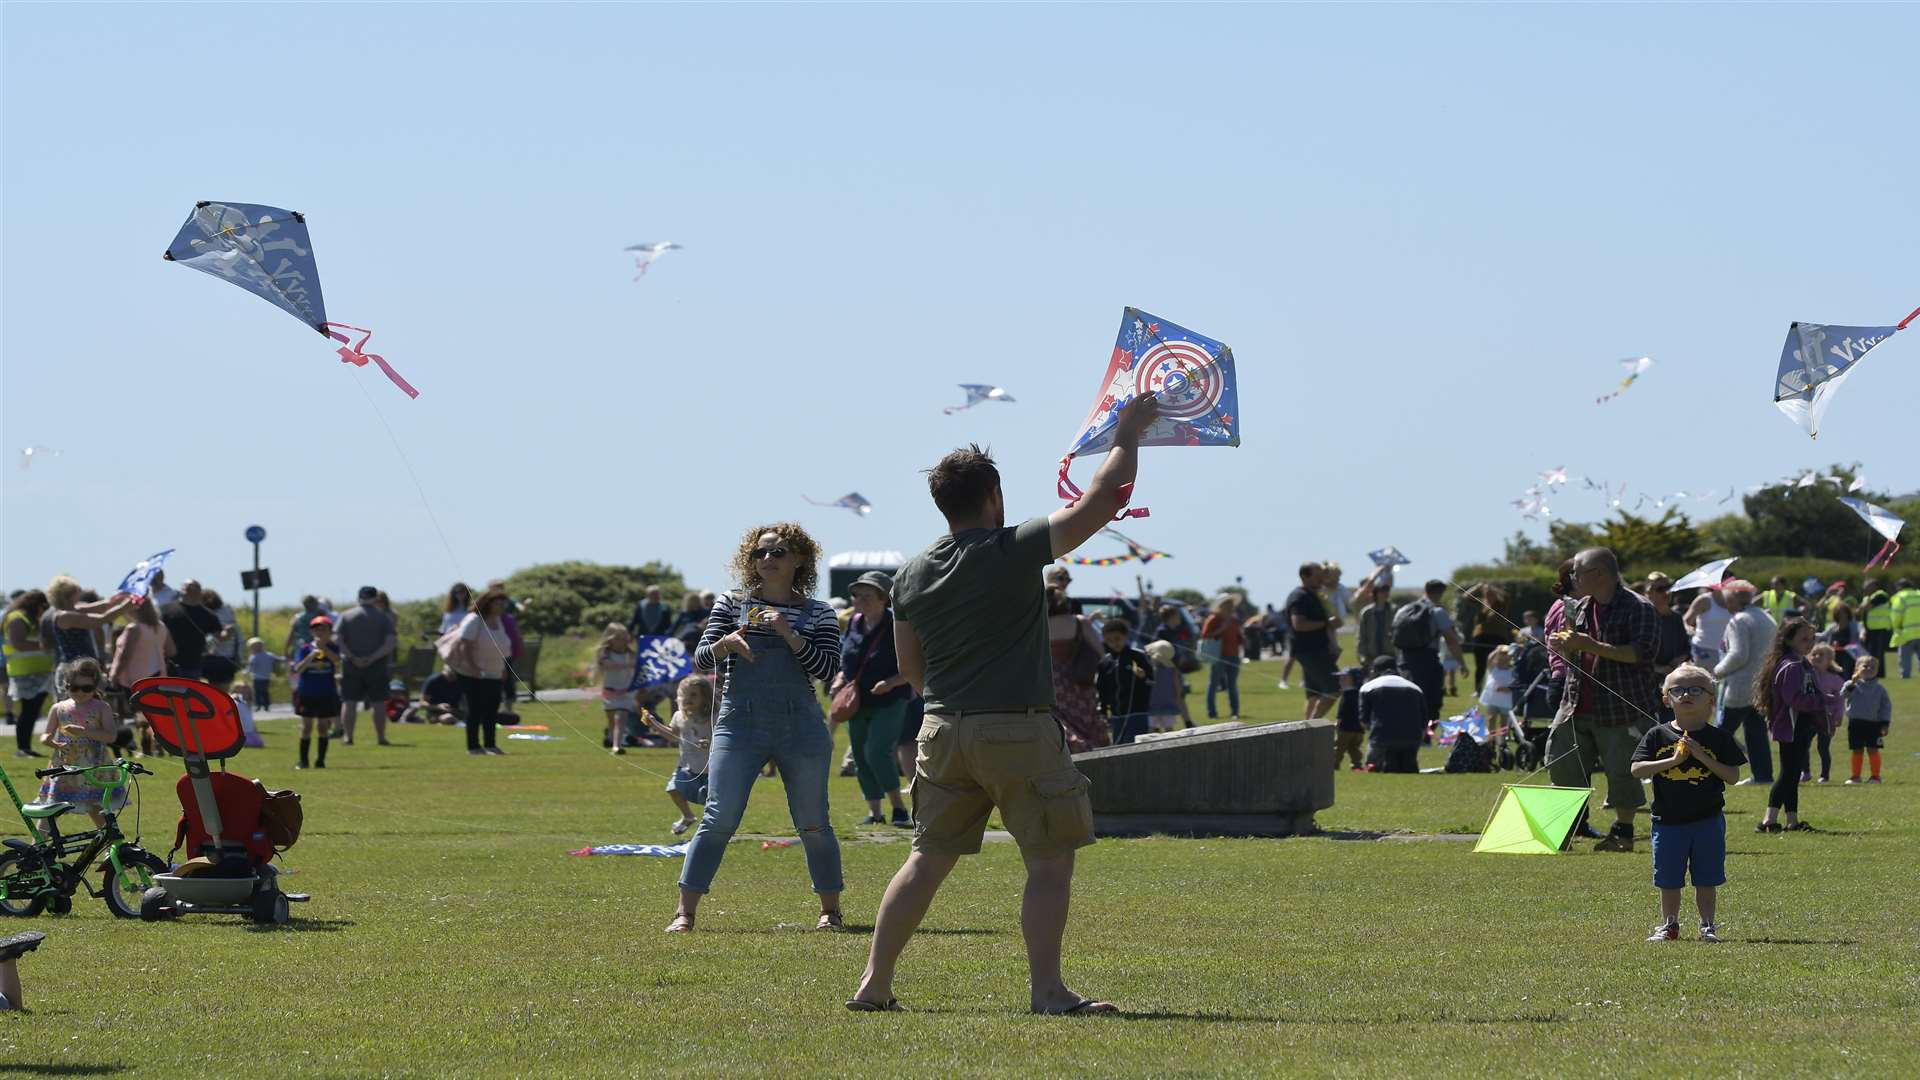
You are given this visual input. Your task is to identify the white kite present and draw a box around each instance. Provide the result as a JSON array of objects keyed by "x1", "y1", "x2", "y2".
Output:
[
  {"x1": 625, "y1": 242, "x2": 683, "y2": 281},
  {"x1": 1673, "y1": 556, "x2": 1739, "y2": 592},
  {"x1": 944, "y1": 384, "x2": 1015, "y2": 415},
  {"x1": 1772, "y1": 307, "x2": 1918, "y2": 439},
  {"x1": 1538, "y1": 466, "x2": 1569, "y2": 488},
  {"x1": 1839, "y1": 497, "x2": 1904, "y2": 570},
  {"x1": 1848, "y1": 474, "x2": 1867, "y2": 493},
  {"x1": 18, "y1": 445, "x2": 60, "y2": 469},
  {"x1": 804, "y1": 492, "x2": 873, "y2": 516},
  {"x1": 1596, "y1": 356, "x2": 1653, "y2": 404}
]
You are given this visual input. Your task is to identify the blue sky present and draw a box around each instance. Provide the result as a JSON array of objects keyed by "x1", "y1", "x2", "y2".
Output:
[{"x1": 3, "y1": 3, "x2": 1915, "y2": 609}]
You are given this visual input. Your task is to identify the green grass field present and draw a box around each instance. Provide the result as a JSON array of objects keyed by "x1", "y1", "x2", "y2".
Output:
[{"x1": 3, "y1": 661, "x2": 1916, "y2": 1078}]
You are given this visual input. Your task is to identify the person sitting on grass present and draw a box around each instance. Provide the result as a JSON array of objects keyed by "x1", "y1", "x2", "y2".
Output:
[
  {"x1": 650, "y1": 677, "x2": 714, "y2": 836},
  {"x1": 1358, "y1": 657, "x2": 1425, "y2": 773},
  {"x1": 1095, "y1": 618, "x2": 1154, "y2": 746},
  {"x1": 1842, "y1": 656, "x2": 1891, "y2": 785},
  {"x1": 1630, "y1": 664, "x2": 1745, "y2": 942},
  {"x1": 0, "y1": 930, "x2": 47, "y2": 1011}
]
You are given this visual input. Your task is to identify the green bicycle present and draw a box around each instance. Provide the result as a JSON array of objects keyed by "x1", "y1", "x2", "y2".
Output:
[{"x1": 0, "y1": 758, "x2": 167, "y2": 919}]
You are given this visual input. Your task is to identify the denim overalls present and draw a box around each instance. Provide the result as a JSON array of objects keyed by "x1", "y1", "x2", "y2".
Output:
[{"x1": 678, "y1": 605, "x2": 843, "y2": 896}]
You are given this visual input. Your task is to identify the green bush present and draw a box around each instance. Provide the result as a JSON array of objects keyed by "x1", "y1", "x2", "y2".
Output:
[{"x1": 501, "y1": 561, "x2": 687, "y2": 637}]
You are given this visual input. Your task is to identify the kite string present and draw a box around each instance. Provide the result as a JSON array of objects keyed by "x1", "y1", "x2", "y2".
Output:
[{"x1": 344, "y1": 374, "x2": 683, "y2": 788}]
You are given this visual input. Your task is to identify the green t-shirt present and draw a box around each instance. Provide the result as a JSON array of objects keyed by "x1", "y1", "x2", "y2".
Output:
[{"x1": 893, "y1": 516, "x2": 1055, "y2": 714}]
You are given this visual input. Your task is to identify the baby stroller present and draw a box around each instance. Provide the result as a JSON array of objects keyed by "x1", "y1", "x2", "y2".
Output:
[
  {"x1": 1510, "y1": 637, "x2": 1559, "y2": 770},
  {"x1": 127, "y1": 678, "x2": 309, "y2": 925}
]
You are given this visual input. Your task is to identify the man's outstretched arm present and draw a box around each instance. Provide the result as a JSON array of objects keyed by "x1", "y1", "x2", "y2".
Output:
[{"x1": 1049, "y1": 396, "x2": 1161, "y2": 559}]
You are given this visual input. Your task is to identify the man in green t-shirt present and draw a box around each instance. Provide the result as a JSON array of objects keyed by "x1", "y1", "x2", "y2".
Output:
[{"x1": 848, "y1": 396, "x2": 1158, "y2": 1017}]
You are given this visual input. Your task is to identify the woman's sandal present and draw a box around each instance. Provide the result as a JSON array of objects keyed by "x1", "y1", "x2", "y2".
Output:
[
  {"x1": 1784, "y1": 821, "x2": 1818, "y2": 832},
  {"x1": 815, "y1": 910, "x2": 844, "y2": 932},
  {"x1": 845, "y1": 997, "x2": 902, "y2": 1012},
  {"x1": 1755, "y1": 822, "x2": 1783, "y2": 833},
  {"x1": 1033, "y1": 997, "x2": 1119, "y2": 1016},
  {"x1": 665, "y1": 912, "x2": 694, "y2": 934}
]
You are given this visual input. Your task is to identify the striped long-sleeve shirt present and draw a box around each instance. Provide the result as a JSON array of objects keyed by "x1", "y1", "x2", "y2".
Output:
[{"x1": 693, "y1": 593, "x2": 841, "y2": 683}]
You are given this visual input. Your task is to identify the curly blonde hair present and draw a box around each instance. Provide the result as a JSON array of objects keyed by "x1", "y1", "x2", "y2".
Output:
[{"x1": 727, "y1": 522, "x2": 821, "y2": 598}]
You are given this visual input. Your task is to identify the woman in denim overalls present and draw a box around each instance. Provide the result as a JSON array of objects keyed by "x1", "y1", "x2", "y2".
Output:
[{"x1": 669, "y1": 524, "x2": 844, "y2": 933}]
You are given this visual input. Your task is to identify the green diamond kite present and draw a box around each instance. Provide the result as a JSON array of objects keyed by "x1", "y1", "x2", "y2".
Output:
[{"x1": 1474, "y1": 785, "x2": 1593, "y2": 855}]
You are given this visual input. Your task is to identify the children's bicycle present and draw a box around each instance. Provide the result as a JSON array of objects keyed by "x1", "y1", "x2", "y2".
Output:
[{"x1": 0, "y1": 758, "x2": 167, "y2": 919}]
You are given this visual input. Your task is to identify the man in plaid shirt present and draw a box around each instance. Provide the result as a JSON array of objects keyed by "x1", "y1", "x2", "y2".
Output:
[{"x1": 1548, "y1": 547, "x2": 1662, "y2": 852}]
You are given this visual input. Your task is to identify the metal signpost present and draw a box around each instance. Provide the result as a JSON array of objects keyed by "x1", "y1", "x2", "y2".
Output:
[{"x1": 243, "y1": 525, "x2": 268, "y2": 639}]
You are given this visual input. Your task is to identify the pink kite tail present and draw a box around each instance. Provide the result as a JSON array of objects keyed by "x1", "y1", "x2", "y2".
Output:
[
  {"x1": 323, "y1": 323, "x2": 420, "y2": 400},
  {"x1": 1056, "y1": 456, "x2": 1150, "y2": 521},
  {"x1": 1897, "y1": 306, "x2": 1920, "y2": 331},
  {"x1": 1865, "y1": 539, "x2": 1900, "y2": 571}
]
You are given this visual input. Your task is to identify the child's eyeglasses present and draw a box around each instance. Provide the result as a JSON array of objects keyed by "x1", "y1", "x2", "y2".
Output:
[{"x1": 1666, "y1": 686, "x2": 1711, "y2": 701}]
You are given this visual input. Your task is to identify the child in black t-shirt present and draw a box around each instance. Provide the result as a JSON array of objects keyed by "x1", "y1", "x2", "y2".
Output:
[{"x1": 1630, "y1": 664, "x2": 1747, "y2": 942}]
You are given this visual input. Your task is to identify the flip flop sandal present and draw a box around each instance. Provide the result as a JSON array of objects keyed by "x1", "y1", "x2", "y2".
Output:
[
  {"x1": 0, "y1": 931, "x2": 48, "y2": 963},
  {"x1": 1034, "y1": 998, "x2": 1119, "y2": 1016},
  {"x1": 815, "y1": 911, "x2": 845, "y2": 932},
  {"x1": 665, "y1": 913, "x2": 694, "y2": 934},
  {"x1": 1755, "y1": 822, "x2": 1783, "y2": 833},
  {"x1": 845, "y1": 997, "x2": 902, "y2": 1012},
  {"x1": 1784, "y1": 821, "x2": 1818, "y2": 832}
]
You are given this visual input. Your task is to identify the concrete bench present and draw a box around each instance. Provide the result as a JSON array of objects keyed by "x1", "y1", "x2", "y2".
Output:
[{"x1": 1073, "y1": 718, "x2": 1336, "y2": 837}]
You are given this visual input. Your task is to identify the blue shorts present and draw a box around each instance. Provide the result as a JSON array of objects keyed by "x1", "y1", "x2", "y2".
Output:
[
  {"x1": 1651, "y1": 814, "x2": 1726, "y2": 889},
  {"x1": 665, "y1": 767, "x2": 708, "y2": 805}
]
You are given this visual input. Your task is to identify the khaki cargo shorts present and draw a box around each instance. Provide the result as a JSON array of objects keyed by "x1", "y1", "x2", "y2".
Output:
[{"x1": 911, "y1": 708, "x2": 1096, "y2": 859}]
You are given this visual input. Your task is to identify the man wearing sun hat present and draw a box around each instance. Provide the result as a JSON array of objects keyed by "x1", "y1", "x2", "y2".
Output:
[{"x1": 1711, "y1": 579, "x2": 1776, "y2": 785}]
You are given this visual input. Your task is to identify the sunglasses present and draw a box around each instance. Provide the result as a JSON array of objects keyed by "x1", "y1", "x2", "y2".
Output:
[
  {"x1": 69, "y1": 683, "x2": 98, "y2": 693},
  {"x1": 751, "y1": 547, "x2": 789, "y2": 561},
  {"x1": 1666, "y1": 686, "x2": 1711, "y2": 701}
]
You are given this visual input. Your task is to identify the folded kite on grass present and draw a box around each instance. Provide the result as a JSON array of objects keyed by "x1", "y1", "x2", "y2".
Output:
[
  {"x1": 1475, "y1": 785, "x2": 1594, "y2": 855},
  {"x1": 568, "y1": 843, "x2": 690, "y2": 857}
]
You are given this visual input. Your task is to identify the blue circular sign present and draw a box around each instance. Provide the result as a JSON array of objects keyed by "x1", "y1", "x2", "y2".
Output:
[{"x1": 245, "y1": 525, "x2": 267, "y2": 544}]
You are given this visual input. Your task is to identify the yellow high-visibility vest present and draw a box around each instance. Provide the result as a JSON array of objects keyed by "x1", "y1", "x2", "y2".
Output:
[
  {"x1": 1758, "y1": 589, "x2": 1797, "y2": 623},
  {"x1": 1864, "y1": 591, "x2": 1895, "y2": 632},
  {"x1": 1893, "y1": 588, "x2": 1920, "y2": 646}
]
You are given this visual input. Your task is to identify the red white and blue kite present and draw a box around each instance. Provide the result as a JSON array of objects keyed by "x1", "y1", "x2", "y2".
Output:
[
  {"x1": 1058, "y1": 307, "x2": 1239, "y2": 520},
  {"x1": 1773, "y1": 306, "x2": 1918, "y2": 438},
  {"x1": 164, "y1": 201, "x2": 418, "y2": 399}
]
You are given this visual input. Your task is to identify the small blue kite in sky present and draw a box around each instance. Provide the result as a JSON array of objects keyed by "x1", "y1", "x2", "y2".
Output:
[
  {"x1": 805, "y1": 492, "x2": 873, "y2": 516},
  {"x1": 1058, "y1": 307, "x2": 1239, "y2": 520},
  {"x1": 945, "y1": 384, "x2": 1015, "y2": 414},
  {"x1": 1772, "y1": 306, "x2": 1917, "y2": 438},
  {"x1": 164, "y1": 201, "x2": 418, "y2": 398}
]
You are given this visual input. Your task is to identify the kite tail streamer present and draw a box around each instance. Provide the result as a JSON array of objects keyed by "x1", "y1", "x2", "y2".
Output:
[
  {"x1": 1897, "y1": 306, "x2": 1919, "y2": 331},
  {"x1": 1865, "y1": 539, "x2": 1900, "y2": 571},
  {"x1": 1056, "y1": 456, "x2": 1148, "y2": 521},
  {"x1": 324, "y1": 323, "x2": 419, "y2": 400}
]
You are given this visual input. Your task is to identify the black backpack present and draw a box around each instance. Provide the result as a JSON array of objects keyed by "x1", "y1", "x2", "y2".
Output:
[
  {"x1": 1445, "y1": 733, "x2": 1493, "y2": 773},
  {"x1": 1391, "y1": 598, "x2": 1437, "y2": 651}
]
